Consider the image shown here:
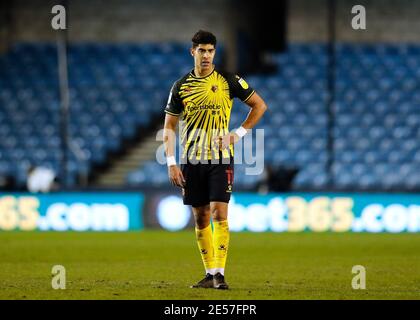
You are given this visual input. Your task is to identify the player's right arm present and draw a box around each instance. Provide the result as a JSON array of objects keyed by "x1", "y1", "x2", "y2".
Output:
[
  {"x1": 163, "y1": 81, "x2": 185, "y2": 188},
  {"x1": 163, "y1": 114, "x2": 185, "y2": 187}
]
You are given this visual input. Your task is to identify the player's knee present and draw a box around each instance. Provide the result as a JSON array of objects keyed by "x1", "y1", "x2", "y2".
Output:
[
  {"x1": 210, "y1": 205, "x2": 228, "y2": 221},
  {"x1": 192, "y1": 206, "x2": 211, "y2": 228},
  {"x1": 194, "y1": 215, "x2": 210, "y2": 229}
]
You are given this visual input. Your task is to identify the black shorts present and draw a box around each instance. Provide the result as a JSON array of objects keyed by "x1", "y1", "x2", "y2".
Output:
[{"x1": 180, "y1": 157, "x2": 234, "y2": 207}]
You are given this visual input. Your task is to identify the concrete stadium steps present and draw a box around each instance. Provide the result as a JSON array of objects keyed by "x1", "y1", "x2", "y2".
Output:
[{"x1": 94, "y1": 133, "x2": 162, "y2": 186}]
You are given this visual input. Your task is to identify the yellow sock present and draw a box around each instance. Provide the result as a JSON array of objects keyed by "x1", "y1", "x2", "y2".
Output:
[
  {"x1": 213, "y1": 220, "x2": 229, "y2": 274},
  {"x1": 195, "y1": 224, "x2": 215, "y2": 273}
]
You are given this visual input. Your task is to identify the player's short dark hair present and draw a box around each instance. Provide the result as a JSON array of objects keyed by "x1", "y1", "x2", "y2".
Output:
[{"x1": 192, "y1": 30, "x2": 217, "y2": 48}]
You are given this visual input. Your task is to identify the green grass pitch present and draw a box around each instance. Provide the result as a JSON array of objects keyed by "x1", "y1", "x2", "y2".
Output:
[{"x1": 0, "y1": 231, "x2": 419, "y2": 299}]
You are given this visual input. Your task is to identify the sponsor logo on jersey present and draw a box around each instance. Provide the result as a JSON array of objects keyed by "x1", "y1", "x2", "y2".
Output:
[{"x1": 185, "y1": 101, "x2": 222, "y2": 113}]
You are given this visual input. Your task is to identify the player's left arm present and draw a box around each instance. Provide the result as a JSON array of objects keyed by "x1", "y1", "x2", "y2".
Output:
[
  {"x1": 240, "y1": 92, "x2": 267, "y2": 132},
  {"x1": 219, "y1": 92, "x2": 268, "y2": 148}
]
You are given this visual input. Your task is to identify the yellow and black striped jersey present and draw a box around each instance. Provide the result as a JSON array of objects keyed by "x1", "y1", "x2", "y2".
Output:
[{"x1": 164, "y1": 67, "x2": 255, "y2": 161}]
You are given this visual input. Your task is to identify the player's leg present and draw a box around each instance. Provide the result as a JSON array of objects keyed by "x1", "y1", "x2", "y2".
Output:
[
  {"x1": 191, "y1": 204, "x2": 215, "y2": 288},
  {"x1": 208, "y1": 158, "x2": 233, "y2": 289},
  {"x1": 183, "y1": 160, "x2": 214, "y2": 288},
  {"x1": 193, "y1": 204, "x2": 215, "y2": 274},
  {"x1": 210, "y1": 201, "x2": 230, "y2": 289}
]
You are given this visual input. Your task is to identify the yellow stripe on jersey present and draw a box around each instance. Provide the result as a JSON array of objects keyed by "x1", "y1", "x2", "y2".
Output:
[
  {"x1": 179, "y1": 71, "x2": 233, "y2": 160},
  {"x1": 164, "y1": 110, "x2": 181, "y2": 116},
  {"x1": 243, "y1": 90, "x2": 255, "y2": 103}
]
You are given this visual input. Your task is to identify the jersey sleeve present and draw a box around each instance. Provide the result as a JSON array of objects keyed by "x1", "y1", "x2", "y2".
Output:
[
  {"x1": 164, "y1": 81, "x2": 183, "y2": 116},
  {"x1": 227, "y1": 73, "x2": 255, "y2": 102}
]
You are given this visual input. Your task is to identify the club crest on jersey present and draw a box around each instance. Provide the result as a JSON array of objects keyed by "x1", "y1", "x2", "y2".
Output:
[{"x1": 211, "y1": 85, "x2": 218, "y2": 92}]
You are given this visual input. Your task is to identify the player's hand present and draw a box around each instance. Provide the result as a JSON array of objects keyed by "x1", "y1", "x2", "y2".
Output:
[
  {"x1": 213, "y1": 133, "x2": 240, "y2": 150},
  {"x1": 168, "y1": 165, "x2": 186, "y2": 188}
]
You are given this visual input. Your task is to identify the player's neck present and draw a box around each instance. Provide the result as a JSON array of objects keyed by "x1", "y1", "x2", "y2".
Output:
[{"x1": 194, "y1": 64, "x2": 214, "y2": 78}]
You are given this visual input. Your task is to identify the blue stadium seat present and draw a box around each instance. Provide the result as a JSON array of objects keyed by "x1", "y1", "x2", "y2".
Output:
[{"x1": 1, "y1": 42, "x2": 419, "y2": 190}]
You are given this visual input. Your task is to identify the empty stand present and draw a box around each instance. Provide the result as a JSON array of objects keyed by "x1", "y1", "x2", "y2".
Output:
[{"x1": 0, "y1": 42, "x2": 418, "y2": 191}]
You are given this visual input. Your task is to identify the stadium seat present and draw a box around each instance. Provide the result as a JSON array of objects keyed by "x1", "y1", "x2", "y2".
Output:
[{"x1": 1, "y1": 42, "x2": 418, "y2": 190}]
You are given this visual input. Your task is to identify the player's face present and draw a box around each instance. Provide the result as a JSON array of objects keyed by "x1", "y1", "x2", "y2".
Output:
[{"x1": 191, "y1": 44, "x2": 216, "y2": 71}]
